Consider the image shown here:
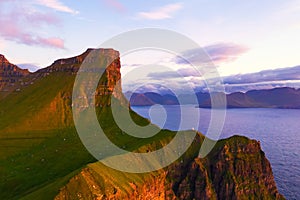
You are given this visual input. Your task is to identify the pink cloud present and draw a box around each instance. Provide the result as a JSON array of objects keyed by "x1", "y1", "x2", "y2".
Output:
[
  {"x1": 0, "y1": 2, "x2": 64, "y2": 48},
  {"x1": 0, "y1": 22, "x2": 64, "y2": 48},
  {"x1": 37, "y1": 37, "x2": 64, "y2": 48},
  {"x1": 24, "y1": 11, "x2": 60, "y2": 26},
  {"x1": 205, "y1": 43, "x2": 249, "y2": 63},
  {"x1": 176, "y1": 43, "x2": 249, "y2": 65}
]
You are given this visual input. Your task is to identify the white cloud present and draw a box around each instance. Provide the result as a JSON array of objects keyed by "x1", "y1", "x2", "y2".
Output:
[
  {"x1": 137, "y1": 3, "x2": 183, "y2": 20},
  {"x1": 35, "y1": 0, "x2": 78, "y2": 14}
]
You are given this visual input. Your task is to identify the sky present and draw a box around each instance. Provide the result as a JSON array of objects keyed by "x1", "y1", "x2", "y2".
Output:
[{"x1": 1, "y1": 0, "x2": 300, "y2": 93}]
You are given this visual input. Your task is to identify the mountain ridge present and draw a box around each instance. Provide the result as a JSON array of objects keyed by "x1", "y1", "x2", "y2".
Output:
[{"x1": 127, "y1": 87, "x2": 300, "y2": 109}]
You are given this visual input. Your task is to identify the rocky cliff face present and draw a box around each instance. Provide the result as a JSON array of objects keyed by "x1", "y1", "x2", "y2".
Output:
[
  {"x1": 55, "y1": 135, "x2": 284, "y2": 200},
  {"x1": 166, "y1": 136, "x2": 284, "y2": 200},
  {"x1": 35, "y1": 48, "x2": 122, "y2": 102},
  {"x1": 36, "y1": 48, "x2": 118, "y2": 74},
  {"x1": 0, "y1": 54, "x2": 30, "y2": 97}
]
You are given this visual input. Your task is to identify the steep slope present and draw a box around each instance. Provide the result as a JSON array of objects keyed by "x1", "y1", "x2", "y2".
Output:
[
  {"x1": 54, "y1": 136, "x2": 284, "y2": 200},
  {"x1": 0, "y1": 49, "x2": 284, "y2": 200}
]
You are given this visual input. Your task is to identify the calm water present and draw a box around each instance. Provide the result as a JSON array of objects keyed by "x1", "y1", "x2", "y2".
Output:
[{"x1": 131, "y1": 105, "x2": 300, "y2": 200}]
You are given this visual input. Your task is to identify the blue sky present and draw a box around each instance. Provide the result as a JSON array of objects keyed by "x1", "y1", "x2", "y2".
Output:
[{"x1": 1, "y1": 0, "x2": 300, "y2": 92}]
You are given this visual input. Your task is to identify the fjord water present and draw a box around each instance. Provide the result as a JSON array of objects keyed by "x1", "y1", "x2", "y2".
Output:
[{"x1": 131, "y1": 105, "x2": 300, "y2": 200}]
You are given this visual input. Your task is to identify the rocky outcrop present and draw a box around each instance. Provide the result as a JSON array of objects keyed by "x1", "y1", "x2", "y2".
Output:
[
  {"x1": 34, "y1": 48, "x2": 120, "y2": 75},
  {"x1": 166, "y1": 136, "x2": 284, "y2": 200},
  {"x1": 0, "y1": 54, "x2": 30, "y2": 97},
  {"x1": 0, "y1": 54, "x2": 29, "y2": 77},
  {"x1": 55, "y1": 136, "x2": 284, "y2": 200},
  {"x1": 36, "y1": 48, "x2": 122, "y2": 101}
]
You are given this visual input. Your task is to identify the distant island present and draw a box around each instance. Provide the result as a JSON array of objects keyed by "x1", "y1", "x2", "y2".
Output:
[{"x1": 126, "y1": 87, "x2": 300, "y2": 109}]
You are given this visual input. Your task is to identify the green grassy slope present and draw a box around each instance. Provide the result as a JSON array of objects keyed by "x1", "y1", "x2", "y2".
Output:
[
  {"x1": 0, "y1": 72, "x2": 75, "y2": 159},
  {"x1": 0, "y1": 67, "x2": 179, "y2": 199}
]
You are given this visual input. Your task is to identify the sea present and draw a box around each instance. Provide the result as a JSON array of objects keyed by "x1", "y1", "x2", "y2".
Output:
[{"x1": 131, "y1": 105, "x2": 300, "y2": 200}]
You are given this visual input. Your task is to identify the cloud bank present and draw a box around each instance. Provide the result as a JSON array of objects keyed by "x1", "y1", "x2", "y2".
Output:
[
  {"x1": 124, "y1": 65, "x2": 300, "y2": 94},
  {"x1": 223, "y1": 65, "x2": 300, "y2": 84},
  {"x1": 176, "y1": 43, "x2": 249, "y2": 65},
  {"x1": 148, "y1": 68, "x2": 202, "y2": 79}
]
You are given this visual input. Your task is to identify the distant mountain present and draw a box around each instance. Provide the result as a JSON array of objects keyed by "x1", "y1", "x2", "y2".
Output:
[
  {"x1": 246, "y1": 87, "x2": 300, "y2": 108},
  {"x1": 127, "y1": 87, "x2": 300, "y2": 109},
  {"x1": 200, "y1": 87, "x2": 300, "y2": 109},
  {"x1": 125, "y1": 92, "x2": 179, "y2": 106}
]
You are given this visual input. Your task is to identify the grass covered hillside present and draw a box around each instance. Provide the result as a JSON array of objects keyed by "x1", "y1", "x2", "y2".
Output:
[
  {"x1": 0, "y1": 49, "x2": 284, "y2": 200},
  {"x1": 0, "y1": 49, "x2": 176, "y2": 199}
]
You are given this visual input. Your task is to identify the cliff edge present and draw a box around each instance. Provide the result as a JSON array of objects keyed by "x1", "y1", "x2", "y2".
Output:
[{"x1": 55, "y1": 135, "x2": 284, "y2": 200}]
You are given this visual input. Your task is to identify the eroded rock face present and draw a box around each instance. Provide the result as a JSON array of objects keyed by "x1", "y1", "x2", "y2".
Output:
[
  {"x1": 167, "y1": 136, "x2": 284, "y2": 200},
  {"x1": 39, "y1": 49, "x2": 122, "y2": 102},
  {"x1": 206, "y1": 138, "x2": 281, "y2": 199},
  {"x1": 55, "y1": 136, "x2": 284, "y2": 200},
  {"x1": 0, "y1": 54, "x2": 30, "y2": 93},
  {"x1": 36, "y1": 48, "x2": 119, "y2": 74}
]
